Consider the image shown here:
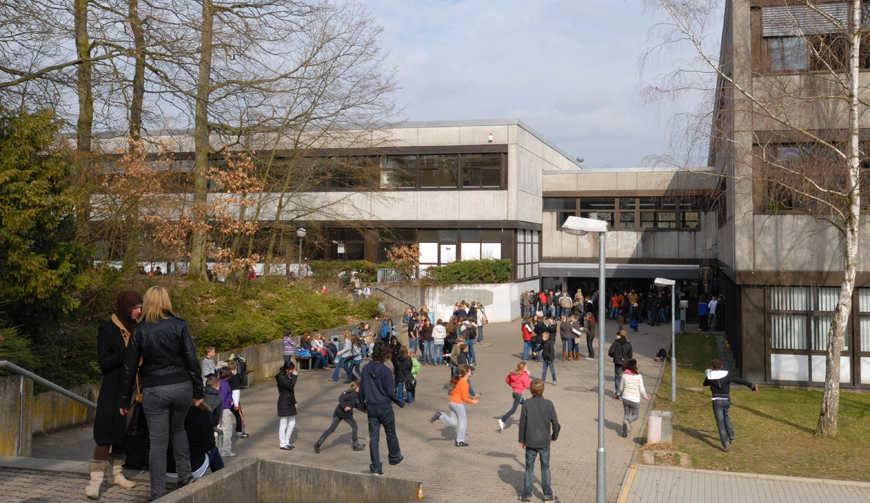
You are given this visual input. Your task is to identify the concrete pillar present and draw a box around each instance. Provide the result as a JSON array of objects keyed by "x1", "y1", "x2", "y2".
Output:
[{"x1": 0, "y1": 374, "x2": 33, "y2": 456}]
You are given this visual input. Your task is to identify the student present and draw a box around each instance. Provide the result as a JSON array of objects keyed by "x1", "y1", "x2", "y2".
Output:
[
  {"x1": 300, "y1": 332, "x2": 327, "y2": 370},
  {"x1": 540, "y1": 333, "x2": 556, "y2": 385},
  {"x1": 517, "y1": 379, "x2": 560, "y2": 503},
  {"x1": 226, "y1": 361, "x2": 248, "y2": 439},
  {"x1": 282, "y1": 329, "x2": 299, "y2": 365},
  {"x1": 276, "y1": 361, "x2": 298, "y2": 450},
  {"x1": 331, "y1": 330, "x2": 353, "y2": 382},
  {"x1": 608, "y1": 331, "x2": 633, "y2": 399},
  {"x1": 432, "y1": 320, "x2": 447, "y2": 366},
  {"x1": 347, "y1": 335, "x2": 363, "y2": 383},
  {"x1": 558, "y1": 314, "x2": 573, "y2": 361},
  {"x1": 407, "y1": 350, "x2": 421, "y2": 404},
  {"x1": 584, "y1": 313, "x2": 597, "y2": 360},
  {"x1": 165, "y1": 400, "x2": 224, "y2": 481},
  {"x1": 521, "y1": 316, "x2": 534, "y2": 360},
  {"x1": 457, "y1": 343, "x2": 480, "y2": 398},
  {"x1": 431, "y1": 364, "x2": 478, "y2": 447},
  {"x1": 498, "y1": 361, "x2": 530, "y2": 431},
  {"x1": 314, "y1": 382, "x2": 366, "y2": 453},
  {"x1": 618, "y1": 359, "x2": 649, "y2": 437},
  {"x1": 358, "y1": 341, "x2": 405, "y2": 475},
  {"x1": 703, "y1": 359, "x2": 759, "y2": 452},
  {"x1": 395, "y1": 347, "x2": 414, "y2": 405},
  {"x1": 202, "y1": 346, "x2": 216, "y2": 380},
  {"x1": 217, "y1": 368, "x2": 235, "y2": 457},
  {"x1": 203, "y1": 377, "x2": 222, "y2": 429}
]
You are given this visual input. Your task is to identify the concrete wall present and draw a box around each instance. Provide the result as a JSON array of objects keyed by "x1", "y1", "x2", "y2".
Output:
[
  {"x1": 161, "y1": 458, "x2": 420, "y2": 503},
  {"x1": 0, "y1": 375, "x2": 33, "y2": 457},
  {"x1": 31, "y1": 383, "x2": 99, "y2": 437},
  {"x1": 378, "y1": 279, "x2": 540, "y2": 324}
]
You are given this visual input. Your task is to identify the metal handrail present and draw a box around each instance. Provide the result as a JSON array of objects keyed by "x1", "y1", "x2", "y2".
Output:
[
  {"x1": 373, "y1": 287, "x2": 417, "y2": 310},
  {"x1": 0, "y1": 360, "x2": 97, "y2": 409}
]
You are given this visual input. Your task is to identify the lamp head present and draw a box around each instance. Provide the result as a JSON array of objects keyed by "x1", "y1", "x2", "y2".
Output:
[
  {"x1": 561, "y1": 216, "x2": 608, "y2": 236},
  {"x1": 654, "y1": 277, "x2": 675, "y2": 287},
  {"x1": 296, "y1": 228, "x2": 307, "y2": 238}
]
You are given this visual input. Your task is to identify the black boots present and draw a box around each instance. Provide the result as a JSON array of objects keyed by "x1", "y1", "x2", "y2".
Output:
[
  {"x1": 314, "y1": 436, "x2": 326, "y2": 453},
  {"x1": 352, "y1": 440, "x2": 366, "y2": 451}
]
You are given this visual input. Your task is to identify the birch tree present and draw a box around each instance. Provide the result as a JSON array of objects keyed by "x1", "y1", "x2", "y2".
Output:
[{"x1": 641, "y1": 0, "x2": 867, "y2": 437}]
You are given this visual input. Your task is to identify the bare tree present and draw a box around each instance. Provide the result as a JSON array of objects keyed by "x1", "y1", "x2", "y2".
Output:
[{"x1": 641, "y1": 0, "x2": 866, "y2": 437}]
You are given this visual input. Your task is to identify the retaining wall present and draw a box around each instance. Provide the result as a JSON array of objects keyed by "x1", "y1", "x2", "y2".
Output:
[{"x1": 0, "y1": 375, "x2": 33, "y2": 456}]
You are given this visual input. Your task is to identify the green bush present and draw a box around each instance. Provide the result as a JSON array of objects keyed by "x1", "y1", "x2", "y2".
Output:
[
  {"x1": 427, "y1": 259, "x2": 512, "y2": 285},
  {"x1": 309, "y1": 260, "x2": 378, "y2": 282}
]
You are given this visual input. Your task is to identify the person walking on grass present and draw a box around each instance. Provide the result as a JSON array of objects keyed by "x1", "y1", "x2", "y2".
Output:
[
  {"x1": 618, "y1": 359, "x2": 648, "y2": 437},
  {"x1": 499, "y1": 361, "x2": 530, "y2": 431},
  {"x1": 517, "y1": 379, "x2": 560, "y2": 503},
  {"x1": 431, "y1": 364, "x2": 478, "y2": 447},
  {"x1": 703, "y1": 359, "x2": 759, "y2": 452}
]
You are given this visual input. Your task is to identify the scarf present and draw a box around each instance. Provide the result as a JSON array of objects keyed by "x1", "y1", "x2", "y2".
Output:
[{"x1": 113, "y1": 290, "x2": 143, "y2": 342}]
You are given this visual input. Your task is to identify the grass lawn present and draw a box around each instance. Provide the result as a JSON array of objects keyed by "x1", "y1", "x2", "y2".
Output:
[{"x1": 650, "y1": 333, "x2": 870, "y2": 481}]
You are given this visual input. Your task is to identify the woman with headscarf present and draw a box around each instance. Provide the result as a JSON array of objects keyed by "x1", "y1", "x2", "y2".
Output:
[{"x1": 86, "y1": 290, "x2": 143, "y2": 499}]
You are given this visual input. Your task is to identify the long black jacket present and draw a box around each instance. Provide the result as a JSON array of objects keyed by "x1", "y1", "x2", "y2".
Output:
[
  {"x1": 120, "y1": 315, "x2": 203, "y2": 405},
  {"x1": 94, "y1": 319, "x2": 133, "y2": 446},
  {"x1": 276, "y1": 371, "x2": 297, "y2": 416}
]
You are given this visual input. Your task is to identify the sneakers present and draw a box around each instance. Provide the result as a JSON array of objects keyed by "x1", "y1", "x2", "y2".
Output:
[
  {"x1": 371, "y1": 469, "x2": 384, "y2": 475},
  {"x1": 614, "y1": 394, "x2": 620, "y2": 400},
  {"x1": 455, "y1": 441, "x2": 469, "y2": 447},
  {"x1": 724, "y1": 442, "x2": 731, "y2": 452},
  {"x1": 236, "y1": 432, "x2": 249, "y2": 438},
  {"x1": 175, "y1": 476, "x2": 195, "y2": 490},
  {"x1": 430, "y1": 412, "x2": 442, "y2": 423},
  {"x1": 279, "y1": 445, "x2": 293, "y2": 451},
  {"x1": 498, "y1": 419, "x2": 505, "y2": 432},
  {"x1": 389, "y1": 456, "x2": 404, "y2": 466},
  {"x1": 471, "y1": 393, "x2": 482, "y2": 399},
  {"x1": 225, "y1": 451, "x2": 237, "y2": 457},
  {"x1": 518, "y1": 497, "x2": 532, "y2": 502},
  {"x1": 552, "y1": 380, "x2": 557, "y2": 386},
  {"x1": 585, "y1": 357, "x2": 594, "y2": 360},
  {"x1": 543, "y1": 496, "x2": 559, "y2": 502},
  {"x1": 624, "y1": 419, "x2": 632, "y2": 434}
]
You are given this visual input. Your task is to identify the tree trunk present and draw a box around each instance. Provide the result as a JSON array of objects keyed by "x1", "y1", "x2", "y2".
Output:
[
  {"x1": 122, "y1": 0, "x2": 146, "y2": 274},
  {"x1": 816, "y1": 0, "x2": 862, "y2": 438},
  {"x1": 189, "y1": 0, "x2": 214, "y2": 280},
  {"x1": 74, "y1": 0, "x2": 93, "y2": 245}
]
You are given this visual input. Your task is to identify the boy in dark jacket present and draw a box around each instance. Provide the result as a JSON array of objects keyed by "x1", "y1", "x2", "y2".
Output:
[
  {"x1": 703, "y1": 359, "x2": 759, "y2": 452},
  {"x1": 358, "y1": 342, "x2": 405, "y2": 475},
  {"x1": 540, "y1": 333, "x2": 556, "y2": 386},
  {"x1": 608, "y1": 331, "x2": 633, "y2": 399},
  {"x1": 314, "y1": 382, "x2": 366, "y2": 453},
  {"x1": 203, "y1": 377, "x2": 223, "y2": 428},
  {"x1": 518, "y1": 379, "x2": 560, "y2": 503}
]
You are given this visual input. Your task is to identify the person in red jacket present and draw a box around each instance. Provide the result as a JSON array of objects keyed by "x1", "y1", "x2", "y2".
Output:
[
  {"x1": 498, "y1": 361, "x2": 530, "y2": 431},
  {"x1": 521, "y1": 317, "x2": 534, "y2": 360}
]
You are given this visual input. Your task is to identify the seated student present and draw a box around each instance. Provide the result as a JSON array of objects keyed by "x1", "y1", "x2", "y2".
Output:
[
  {"x1": 313, "y1": 333, "x2": 335, "y2": 367},
  {"x1": 301, "y1": 332, "x2": 328, "y2": 370},
  {"x1": 166, "y1": 401, "x2": 224, "y2": 481}
]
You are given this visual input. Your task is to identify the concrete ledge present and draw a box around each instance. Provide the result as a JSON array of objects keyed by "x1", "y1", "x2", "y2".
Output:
[
  {"x1": 160, "y1": 459, "x2": 258, "y2": 503},
  {"x1": 0, "y1": 454, "x2": 151, "y2": 482}
]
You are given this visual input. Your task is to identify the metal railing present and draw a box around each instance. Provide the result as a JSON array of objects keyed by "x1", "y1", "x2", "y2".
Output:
[
  {"x1": 373, "y1": 287, "x2": 417, "y2": 310},
  {"x1": 376, "y1": 268, "x2": 417, "y2": 283},
  {"x1": 0, "y1": 360, "x2": 97, "y2": 409}
]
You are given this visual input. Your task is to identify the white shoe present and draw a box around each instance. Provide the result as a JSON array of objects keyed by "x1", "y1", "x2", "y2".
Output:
[
  {"x1": 498, "y1": 419, "x2": 505, "y2": 431},
  {"x1": 225, "y1": 452, "x2": 237, "y2": 457}
]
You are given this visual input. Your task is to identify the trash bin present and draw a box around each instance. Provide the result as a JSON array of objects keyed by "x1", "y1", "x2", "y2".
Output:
[{"x1": 646, "y1": 410, "x2": 673, "y2": 444}]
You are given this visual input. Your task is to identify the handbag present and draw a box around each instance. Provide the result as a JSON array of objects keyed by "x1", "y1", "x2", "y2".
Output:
[
  {"x1": 296, "y1": 349, "x2": 311, "y2": 358},
  {"x1": 406, "y1": 376, "x2": 417, "y2": 390}
]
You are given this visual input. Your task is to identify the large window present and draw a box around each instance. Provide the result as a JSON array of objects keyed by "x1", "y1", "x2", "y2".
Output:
[
  {"x1": 770, "y1": 37, "x2": 808, "y2": 72},
  {"x1": 545, "y1": 196, "x2": 702, "y2": 231},
  {"x1": 379, "y1": 153, "x2": 505, "y2": 190},
  {"x1": 516, "y1": 229, "x2": 539, "y2": 280},
  {"x1": 328, "y1": 229, "x2": 365, "y2": 261}
]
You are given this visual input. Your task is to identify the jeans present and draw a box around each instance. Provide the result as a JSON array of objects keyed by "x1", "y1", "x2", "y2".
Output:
[
  {"x1": 439, "y1": 402, "x2": 467, "y2": 442},
  {"x1": 533, "y1": 343, "x2": 542, "y2": 362},
  {"x1": 367, "y1": 407, "x2": 402, "y2": 473},
  {"x1": 622, "y1": 398, "x2": 640, "y2": 434},
  {"x1": 396, "y1": 382, "x2": 413, "y2": 404},
  {"x1": 610, "y1": 307, "x2": 618, "y2": 319},
  {"x1": 320, "y1": 416, "x2": 359, "y2": 443},
  {"x1": 283, "y1": 354, "x2": 293, "y2": 365},
  {"x1": 501, "y1": 392, "x2": 524, "y2": 422},
  {"x1": 142, "y1": 381, "x2": 193, "y2": 500},
  {"x1": 614, "y1": 365, "x2": 623, "y2": 395},
  {"x1": 523, "y1": 446, "x2": 552, "y2": 499},
  {"x1": 408, "y1": 337, "x2": 419, "y2": 355},
  {"x1": 466, "y1": 339, "x2": 477, "y2": 364},
  {"x1": 561, "y1": 338, "x2": 572, "y2": 354},
  {"x1": 349, "y1": 359, "x2": 362, "y2": 380},
  {"x1": 206, "y1": 445, "x2": 224, "y2": 473},
  {"x1": 542, "y1": 361, "x2": 556, "y2": 381},
  {"x1": 312, "y1": 352, "x2": 327, "y2": 370},
  {"x1": 477, "y1": 324, "x2": 484, "y2": 342},
  {"x1": 434, "y1": 343, "x2": 444, "y2": 365},
  {"x1": 523, "y1": 340, "x2": 532, "y2": 360},
  {"x1": 712, "y1": 399, "x2": 734, "y2": 448},
  {"x1": 423, "y1": 340, "x2": 434, "y2": 364},
  {"x1": 331, "y1": 357, "x2": 346, "y2": 380},
  {"x1": 659, "y1": 309, "x2": 667, "y2": 323},
  {"x1": 586, "y1": 338, "x2": 595, "y2": 358}
]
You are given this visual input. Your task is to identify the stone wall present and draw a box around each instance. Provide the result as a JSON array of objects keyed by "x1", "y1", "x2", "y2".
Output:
[
  {"x1": 377, "y1": 282, "x2": 533, "y2": 324},
  {"x1": 31, "y1": 384, "x2": 99, "y2": 437},
  {"x1": 0, "y1": 375, "x2": 33, "y2": 456}
]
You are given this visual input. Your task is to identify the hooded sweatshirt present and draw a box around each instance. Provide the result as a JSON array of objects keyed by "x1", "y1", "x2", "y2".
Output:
[
  {"x1": 432, "y1": 324, "x2": 447, "y2": 343},
  {"x1": 703, "y1": 370, "x2": 756, "y2": 400},
  {"x1": 358, "y1": 360, "x2": 404, "y2": 412},
  {"x1": 608, "y1": 337, "x2": 633, "y2": 366},
  {"x1": 506, "y1": 370, "x2": 531, "y2": 394}
]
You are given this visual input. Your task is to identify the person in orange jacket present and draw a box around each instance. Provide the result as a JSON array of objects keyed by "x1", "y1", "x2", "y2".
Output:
[{"x1": 430, "y1": 364, "x2": 478, "y2": 447}]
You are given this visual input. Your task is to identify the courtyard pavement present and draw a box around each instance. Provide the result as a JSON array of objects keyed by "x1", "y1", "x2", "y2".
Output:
[{"x1": 24, "y1": 319, "x2": 670, "y2": 502}]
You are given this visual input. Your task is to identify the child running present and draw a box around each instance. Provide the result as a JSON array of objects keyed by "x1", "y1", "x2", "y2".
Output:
[
  {"x1": 314, "y1": 382, "x2": 366, "y2": 453},
  {"x1": 498, "y1": 361, "x2": 530, "y2": 431},
  {"x1": 619, "y1": 358, "x2": 649, "y2": 437},
  {"x1": 430, "y1": 364, "x2": 478, "y2": 447},
  {"x1": 275, "y1": 361, "x2": 298, "y2": 450}
]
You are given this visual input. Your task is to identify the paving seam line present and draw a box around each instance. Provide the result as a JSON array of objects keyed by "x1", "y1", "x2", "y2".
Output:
[
  {"x1": 617, "y1": 464, "x2": 638, "y2": 503},
  {"x1": 618, "y1": 336, "x2": 669, "y2": 494},
  {"x1": 634, "y1": 464, "x2": 870, "y2": 488}
]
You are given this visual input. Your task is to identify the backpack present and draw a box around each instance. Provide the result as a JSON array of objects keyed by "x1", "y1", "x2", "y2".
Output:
[
  {"x1": 480, "y1": 311, "x2": 488, "y2": 325},
  {"x1": 380, "y1": 321, "x2": 391, "y2": 339},
  {"x1": 229, "y1": 353, "x2": 247, "y2": 376}
]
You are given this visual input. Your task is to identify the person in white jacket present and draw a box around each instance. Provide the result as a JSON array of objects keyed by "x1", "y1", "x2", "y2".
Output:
[
  {"x1": 432, "y1": 320, "x2": 448, "y2": 366},
  {"x1": 618, "y1": 358, "x2": 648, "y2": 437}
]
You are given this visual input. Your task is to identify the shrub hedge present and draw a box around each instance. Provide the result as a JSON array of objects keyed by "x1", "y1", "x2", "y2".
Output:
[
  {"x1": 426, "y1": 259, "x2": 512, "y2": 284},
  {"x1": 308, "y1": 260, "x2": 378, "y2": 282}
]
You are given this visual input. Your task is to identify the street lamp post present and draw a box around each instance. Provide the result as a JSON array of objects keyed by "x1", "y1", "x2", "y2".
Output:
[
  {"x1": 296, "y1": 228, "x2": 306, "y2": 278},
  {"x1": 562, "y1": 216, "x2": 608, "y2": 503},
  {"x1": 655, "y1": 277, "x2": 677, "y2": 402}
]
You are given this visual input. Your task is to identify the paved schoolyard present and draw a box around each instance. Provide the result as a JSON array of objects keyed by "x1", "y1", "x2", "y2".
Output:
[{"x1": 27, "y1": 319, "x2": 671, "y2": 503}]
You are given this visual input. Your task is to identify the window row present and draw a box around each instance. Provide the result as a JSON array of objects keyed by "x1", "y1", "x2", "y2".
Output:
[
  {"x1": 545, "y1": 197, "x2": 702, "y2": 230},
  {"x1": 317, "y1": 228, "x2": 505, "y2": 263},
  {"x1": 769, "y1": 287, "x2": 870, "y2": 352},
  {"x1": 380, "y1": 153, "x2": 505, "y2": 190}
]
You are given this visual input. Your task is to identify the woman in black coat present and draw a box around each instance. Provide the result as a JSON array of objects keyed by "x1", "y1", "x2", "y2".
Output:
[
  {"x1": 87, "y1": 290, "x2": 142, "y2": 499},
  {"x1": 276, "y1": 361, "x2": 298, "y2": 450}
]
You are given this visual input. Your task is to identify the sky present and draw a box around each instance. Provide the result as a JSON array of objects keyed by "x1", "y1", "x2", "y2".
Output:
[{"x1": 364, "y1": 0, "x2": 723, "y2": 169}]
